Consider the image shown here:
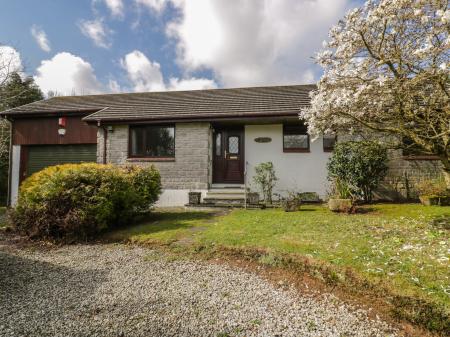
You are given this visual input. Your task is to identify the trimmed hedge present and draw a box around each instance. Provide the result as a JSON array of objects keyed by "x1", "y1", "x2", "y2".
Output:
[{"x1": 11, "y1": 163, "x2": 161, "y2": 241}]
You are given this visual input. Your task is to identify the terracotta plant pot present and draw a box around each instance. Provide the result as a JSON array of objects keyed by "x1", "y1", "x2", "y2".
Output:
[
  {"x1": 188, "y1": 192, "x2": 202, "y2": 205},
  {"x1": 328, "y1": 198, "x2": 353, "y2": 213},
  {"x1": 419, "y1": 195, "x2": 450, "y2": 206}
]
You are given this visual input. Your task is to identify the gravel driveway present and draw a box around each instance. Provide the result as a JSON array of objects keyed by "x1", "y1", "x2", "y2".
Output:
[{"x1": 0, "y1": 242, "x2": 397, "y2": 337}]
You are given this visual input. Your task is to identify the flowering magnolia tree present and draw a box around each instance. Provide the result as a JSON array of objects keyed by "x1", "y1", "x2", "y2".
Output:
[{"x1": 300, "y1": 0, "x2": 450, "y2": 187}]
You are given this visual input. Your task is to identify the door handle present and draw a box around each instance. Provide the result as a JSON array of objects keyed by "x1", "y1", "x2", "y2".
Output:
[{"x1": 224, "y1": 150, "x2": 228, "y2": 158}]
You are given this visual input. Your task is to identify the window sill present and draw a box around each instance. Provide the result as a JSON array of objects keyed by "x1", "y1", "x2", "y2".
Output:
[
  {"x1": 323, "y1": 148, "x2": 334, "y2": 152},
  {"x1": 402, "y1": 155, "x2": 440, "y2": 161},
  {"x1": 283, "y1": 148, "x2": 310, "y2": 153},
  {"x1": 127, "y1": 157, "x2": 175, "y2": 162}
]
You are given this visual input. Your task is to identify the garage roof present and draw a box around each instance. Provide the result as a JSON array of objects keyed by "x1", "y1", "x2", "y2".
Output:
[{"x1": 0, "y1": 84, "x2": 315, "y2": 123}]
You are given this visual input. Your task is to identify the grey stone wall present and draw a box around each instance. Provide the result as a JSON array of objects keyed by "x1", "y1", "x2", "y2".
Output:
[
  {"x1": 378, "y1": 149, "x2": 442, "y2": 200},
  {"x1": 97, "y1": 123, "x2": 212, "y2": 190},
  {"x1": 337, "y1": 132, "x2": 443, "y2": 200}
]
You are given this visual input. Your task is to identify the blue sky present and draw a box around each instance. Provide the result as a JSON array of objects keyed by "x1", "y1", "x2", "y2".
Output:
[{"x1": 0, "y1": 0, "x2": 363, "y2": 95}]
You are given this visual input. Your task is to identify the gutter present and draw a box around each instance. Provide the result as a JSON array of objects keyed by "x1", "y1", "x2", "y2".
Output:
[{"x1": 83, "y1": 112, "x2": 303, "y2": 125}]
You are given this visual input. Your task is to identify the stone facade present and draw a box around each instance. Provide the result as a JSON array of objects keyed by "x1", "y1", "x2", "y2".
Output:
[
  {"x1": 378, "y1": 149, "x2": 442, "y2": 200},
  {"x1": 97, "y1": 123, "x2": 212, "y2": 190}
]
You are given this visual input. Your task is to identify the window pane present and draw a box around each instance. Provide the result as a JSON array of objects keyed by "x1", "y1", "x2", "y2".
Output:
[
  {"x1": 323, "y1": 135, "x2": 336, "y2": 151},
  {"x1": 215, "y1": 133, "x2": 221, "y2": 156},
  {"x1": 283, "y1": 124, "x2": 309, "y2": 150},
  {"x1": 145, "y1": 126, "x2": 175, "y2": 157},
  {"x1": 228, "y1": 136, "x2": 239, "y2": 154},
  {"x1": 130, "y1": 125, "x2": 175, "y2": 157},
  {"x1": 130, "y1": 127, "x2": 144, "y2": 156},
  {"x1": 284, "y1": 134, "x2": 308, "y2": 149}
]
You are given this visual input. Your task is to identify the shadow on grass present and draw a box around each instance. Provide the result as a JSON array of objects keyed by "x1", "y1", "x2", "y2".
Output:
[
  {"x1": 355, "y1": 207, "x2": 378, "y2": 214},
  {"x1": 429, "y1": 214, "x2": 450, "y2": 230},
  {"x1": 109, "y1": 210, "x2": 216, "y2": 239}
]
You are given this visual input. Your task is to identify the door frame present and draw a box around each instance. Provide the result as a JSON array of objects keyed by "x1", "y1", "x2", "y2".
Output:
[{"x1": 212, "y1": 126, "x2": 245, "y2": 184}]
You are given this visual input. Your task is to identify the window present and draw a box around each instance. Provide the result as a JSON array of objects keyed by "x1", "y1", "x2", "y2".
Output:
[
  {"x1": 129, "y1": 125, "x2": 175, "y2": 158},
  {"x1": 323, "y1": 134, "x2": 337, "y2": 152},
  {"x1": 228, "y1": 136, "x2": 240, "y2": 154},
  {"x1": 283, "y1": 124, "x2": 309, "y2": 152},
  {"x1": 215, "y1": 133, "x2": 221, "y2": 156}
]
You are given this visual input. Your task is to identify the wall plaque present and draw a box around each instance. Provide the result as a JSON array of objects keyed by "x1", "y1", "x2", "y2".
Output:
[{"x1": 254, "y1": 137, "x2": 272, "y2": 143}]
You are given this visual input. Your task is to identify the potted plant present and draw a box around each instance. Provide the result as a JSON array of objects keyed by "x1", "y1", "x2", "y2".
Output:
[
  {"x1": 328, "y1": 179, "x2": 354, "y2": 213},
  {"x1": 246, "y1": 190, "x2": 260, "y2": 205},
  {"x1": 188, "y1": 191, "x2": 202, "y2": 205},
  {"x1": 416, "y1": 177, "x2": 450, "y2": 206},
  {"x1": 281, "y1": 191, "x2": 302, "y2": 212}
]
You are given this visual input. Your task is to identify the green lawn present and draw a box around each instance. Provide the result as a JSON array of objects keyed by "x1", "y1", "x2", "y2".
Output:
[{"x1": 108, "y1": 203, "x2": 449, "y2": 330}]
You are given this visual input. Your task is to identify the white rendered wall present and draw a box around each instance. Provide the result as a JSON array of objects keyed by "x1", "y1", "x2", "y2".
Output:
[
  {"x1": 245, "y1": 124, "x2": 331, "y2": 198},
  {"x1": 155, "y1": 189, "x2": 208, "y2": 207},
  {"x1": 10, "y1": 145, "x2": 21, "y2": 206}
]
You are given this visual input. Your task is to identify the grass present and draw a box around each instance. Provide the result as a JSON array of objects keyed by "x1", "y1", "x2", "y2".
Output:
[{"x1": 108, "y1": 203, "x2": 450, "y2": 332}]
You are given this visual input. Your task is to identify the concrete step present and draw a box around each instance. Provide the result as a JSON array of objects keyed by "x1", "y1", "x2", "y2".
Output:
[
  {"x1": 203, "y1": 198, "x2": 245, "y2": 204},
  {"x1": 205, "y1": 193, "x2": 246, "y2": 199},
  {"x1": 207, "y1": 189, "x2": 245, "y2": 194}
]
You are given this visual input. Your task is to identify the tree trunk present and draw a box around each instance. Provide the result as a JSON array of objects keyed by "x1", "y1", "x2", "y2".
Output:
[{"x1": 444, "y1": 169, "x2": 450, "y2": 190}]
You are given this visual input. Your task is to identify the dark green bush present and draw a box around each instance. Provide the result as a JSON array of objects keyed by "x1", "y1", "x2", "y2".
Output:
[
  {"x1": 11, "y1": 163, "x2": 161, "y2": 241},
  {"x1": 327, "y1": 141, "x2": 388, "y2": 202}
]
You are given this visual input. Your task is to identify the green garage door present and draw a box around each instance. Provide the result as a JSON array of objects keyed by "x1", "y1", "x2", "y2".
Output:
[{"x1": 27, "y1": 144, "x2": 97, "y2": 176}]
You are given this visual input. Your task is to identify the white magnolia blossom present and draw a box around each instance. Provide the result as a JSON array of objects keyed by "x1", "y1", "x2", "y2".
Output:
[{"x1": 300, "y1": 0, "x2": 450, "y2": 184}]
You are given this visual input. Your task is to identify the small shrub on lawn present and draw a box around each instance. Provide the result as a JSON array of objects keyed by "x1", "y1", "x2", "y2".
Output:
[
  {"x1": 327, "y1": 141, "x2": 388, "y2": 202},
  {"x1": 11, "y1": 163, "x2": 161, "y2": 241}
]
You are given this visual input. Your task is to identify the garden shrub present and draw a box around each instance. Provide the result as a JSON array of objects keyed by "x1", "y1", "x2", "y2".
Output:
[
  {"x1": 327, "y1": 141, "x2": 388, "y2": 202},
  {"x1": 253, "y1": 162, "x2": 278, "y2": 204},
  {"x1": 11, "y1": 163, "x2": 161, "y2": 241},
  {"x1": 416, "y1": 176, "x2": 449, "y2": 197}
]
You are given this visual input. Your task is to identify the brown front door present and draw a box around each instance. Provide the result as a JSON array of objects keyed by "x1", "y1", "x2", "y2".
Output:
[{"x1": 213, "y1": 127, "x2": 245, "y2": 184}]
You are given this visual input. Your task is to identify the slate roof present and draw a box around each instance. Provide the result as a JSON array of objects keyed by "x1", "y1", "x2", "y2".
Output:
[{"x1": 0, "y1": 84, "x2": 315, "y2": 123}]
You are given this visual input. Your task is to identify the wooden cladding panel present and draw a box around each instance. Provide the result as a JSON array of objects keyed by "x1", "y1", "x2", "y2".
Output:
[{"x1": 12, "y1": 116, "x2": 97, "y2": 145}]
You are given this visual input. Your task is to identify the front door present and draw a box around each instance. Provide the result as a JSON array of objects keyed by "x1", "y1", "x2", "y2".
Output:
[{"x1": 213, "y1": 127, "x2": 244, "y2": 184}]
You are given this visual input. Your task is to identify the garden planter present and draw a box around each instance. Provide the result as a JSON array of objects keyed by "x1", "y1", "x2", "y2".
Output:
[
  {"x1": 419, "y1": 195, "x2": 450, "y2": 206},
  {"x1": 246, "y1": 192, "x2": 260, "y2": 205},
  {"x1": 281, "y1": 199, "x2": 301, "y2": 212},
  {"x1": 328, "y1": 198, "x2": 353, "y2": 213},
  {"x1": 188, "y1": 192, "x2": 202, "y2": 205}
]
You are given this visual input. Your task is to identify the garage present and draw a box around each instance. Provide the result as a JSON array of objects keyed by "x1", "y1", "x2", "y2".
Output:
[
  {"x1": 0, "y1": 112, "x2": 99, "y2": 205},
  {"x1": 25, "y1": 144, "x2": 97, "y2": 177}
]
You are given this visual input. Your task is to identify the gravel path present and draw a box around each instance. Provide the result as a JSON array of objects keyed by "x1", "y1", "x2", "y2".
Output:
[{"x1": 0, "y1": 243, "x2": 398, "y2": 337}]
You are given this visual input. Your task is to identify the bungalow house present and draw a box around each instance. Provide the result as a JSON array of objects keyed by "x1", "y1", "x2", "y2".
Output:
[{"x1": 0, "y1": 84, "x2": 441, "y2": 206}]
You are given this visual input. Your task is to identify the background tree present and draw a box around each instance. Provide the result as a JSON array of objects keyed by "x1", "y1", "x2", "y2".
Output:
[
  {"x1": 300, "y1": 0, "x2": 449, "y2": 187},
  {"x1": 0, "y1": 72, "x2": 44, "y2": 204}
]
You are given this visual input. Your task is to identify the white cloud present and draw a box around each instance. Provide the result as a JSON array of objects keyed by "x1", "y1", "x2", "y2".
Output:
[
  {"x1": 30, "y1": 25, "x2": 51, "y2": 52},
  {"x1": 121, "y1": 50, "x2": 217, "y2": 92},
  {"x1": 120, "y1": 50, "x2": 166, "y2": 92},
  {"x1": 167, "y1": 77, "x2": 217, "y2": 91},
  {"x1": 108, "y1": 79, "x2": 121, "y2": 92},
  {"x1": 104, "y1": 0, "x2": 124, "y2": 18},
  {"x1": 134, "y1": 0, "x2": 169, "y2": 13},
  {"x1": 34, "y1": 52, "x2": 103, "y2": 95},
  {"x1": 166, "y1": 0, "x2": 353, "y2": 87},
  {"x1": 79, "y1": 18, "x2": 112, "y2": 48},
  {"x1": 0, "y1": 45, "x2": 23, "y2": 84}
]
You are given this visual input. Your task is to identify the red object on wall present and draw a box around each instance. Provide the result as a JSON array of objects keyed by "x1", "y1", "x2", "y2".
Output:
[{"x1": 58, "y1": 117, "x2": 67, "y2": 127}]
